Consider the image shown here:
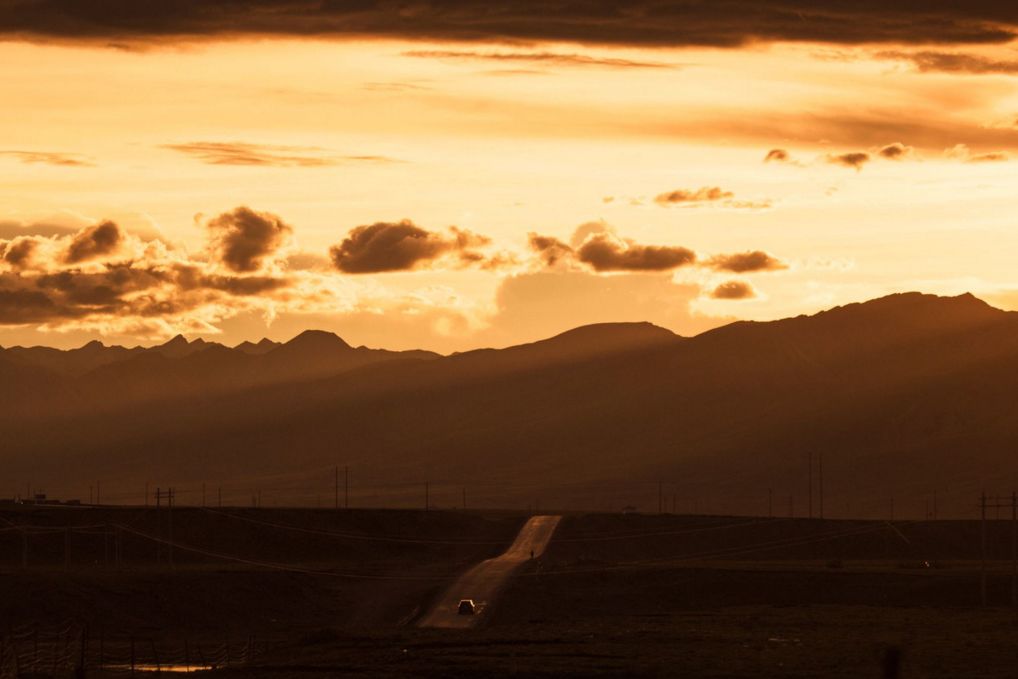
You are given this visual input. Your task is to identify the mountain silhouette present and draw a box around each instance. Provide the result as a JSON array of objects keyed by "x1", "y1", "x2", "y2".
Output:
[{"x1": 2, "y1": 292, "x2": 1016, "y2": 518}]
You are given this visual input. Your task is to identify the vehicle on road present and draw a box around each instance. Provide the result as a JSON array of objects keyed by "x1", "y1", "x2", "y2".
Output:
[{"x1": 457, "y1": 599, "x2": 476, "y2": 615}]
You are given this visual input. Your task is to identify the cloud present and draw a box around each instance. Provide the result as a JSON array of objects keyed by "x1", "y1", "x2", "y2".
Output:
[
  {"x1": 529, "y1": 222, "x2": 698, "y2": 273},
  {"x1": 764, "y1": 149, "x2": 792, "y2": 163},
  {"x1": 652, "y1": 186, "x2": 771, "y2": 210},
  {"x1": 162, "y1": 141, "x2": 396, "y2": 167},
  {"x1": 3, "y1": 238, "x2": 39, "y2": 270},
  {"x1": 0, "y1": 214, "x2": 299, "y2": 330},
  {"x1": 65, "y1": 221, "x2": 124, "y2": 264},
  {"x1": 530, "y1": 223, "x2": 784, "y2": 276},
  {"x1": 2, "y1": 2, "x2": 1016, "y2": 47},
  {"x1": 402, "y1": 50, "x2": 674, "y2": 69},
  {"x1": 710, "y1": 280, "x2": 756, "y2": 300},
  {"x1": 708, "y1": 251, "x2": 787, "y2": 273},
  {"x1": 826, "y1": 152, "x2": 871, "y2": 170},
  {"x1": 944, "y1": 143, "x2": 1010, "y2": 162},
  {"x1": 654, "y1": 186, "x2": 734, "y2": 206},
  {"x1": 205, "y1": 207, "x2": 293, "y2": 273},
  {"x1": 876, "y1": 50, "x2": 1018, "y2": 75},
  {"x1": 577, "y1": 233, "x2": 696, "y2": 272},
  {"x1": 877, "y1": 142, "x2": 915, "y2": 160},
  {"x1": 528, "y1": 233, "x2": 573, "y2": 267},
  {"x1": 0, "y1": 150, "x2": 94, "y2": 167},
  {"x1": 329, "y1": 220, "x2": 493, "y2": 274}
]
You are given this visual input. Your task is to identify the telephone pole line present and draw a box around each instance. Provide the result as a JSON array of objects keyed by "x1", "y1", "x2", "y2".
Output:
[
  {"x1": 1012, "y1": 491, "x2": 1017, "y2": 607},
  {"x1": 808, "y1": 453, "x2": 813, "y2": 519},
  {"x1": 818, "y1": 452, "x2": 824, "y2": 519},
  {"x1": 981, "y1": 491, "x2": 987, "y2": 607}
]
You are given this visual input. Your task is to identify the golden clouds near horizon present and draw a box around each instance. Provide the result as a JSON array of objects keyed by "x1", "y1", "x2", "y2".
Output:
[{"x1": 1, "y1": 37, "x2": 1017, "y2": 349}]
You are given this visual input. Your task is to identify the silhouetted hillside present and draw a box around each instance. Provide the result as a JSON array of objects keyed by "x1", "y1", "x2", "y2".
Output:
[{"x1": 3, "y1": 293, "x2": 1018, "y2": 518}]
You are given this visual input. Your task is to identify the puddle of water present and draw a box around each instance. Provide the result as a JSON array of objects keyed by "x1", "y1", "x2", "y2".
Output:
[{"x1": 104, "y1": 663, "x2": 216, "y2": 673}]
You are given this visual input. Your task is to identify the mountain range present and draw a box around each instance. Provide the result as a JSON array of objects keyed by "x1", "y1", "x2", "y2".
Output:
[{"x1": 3, "y1": 291, "x2": 1017, "y2": 519}]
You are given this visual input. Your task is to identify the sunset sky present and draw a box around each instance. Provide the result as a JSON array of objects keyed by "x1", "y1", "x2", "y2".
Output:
[{"x1": 2, "y1": 2, "x2": 1017, "y2": 351}]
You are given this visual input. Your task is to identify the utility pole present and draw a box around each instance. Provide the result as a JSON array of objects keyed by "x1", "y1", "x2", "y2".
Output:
[
  {"x1": 981, "y1": 491, "x2": 987, "y2": 607},
  {"x1": 818, "y1": 452, "x2": 824, "y2": 519},
  {"x1": 808, "y1": 453, "x2": 813, "y2": 519},
  {"x1": 344, "y1": 466, "x2": 349, "y2": 510},
  {"x1": 168, "y1": 487, "x2": 175, "y2": 566},
  {"x1": 202, "y1": 483, "x2": 206, "y2": 507},
  {"x1": 1012, "y1": 491, "x2": 1017, "y2": 608},
  {"x1": 156, "y1": 487, "x2": 162, "y2": 563}
]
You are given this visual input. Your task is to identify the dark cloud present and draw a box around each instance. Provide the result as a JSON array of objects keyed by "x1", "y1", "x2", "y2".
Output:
[
  {"x1": 330, "y1": 220, "x2": 491, "y2": 274},
  {"x1": 654, "y1": 186, "x2": 734, "y2": 205},
  {"x1": 65, "y1": 221, "x2": 123, "y2": 264},
  {"x1": 826, "y1": 152, "x2": 870, "y2": 170},
  {"x1": 528, "y1": 233, "x2": 574, "y2": 267},
  {"x1": 206, "y1": 207, "x2": 292, "y2": 273},
  {"x1": 0, "y1": 265, "x2": 164, "y2": 323},
  {"x1": 708, "y1": 251, "x2": 787, "y2": 273},
  {"x1": 877, "y1": 142, "x2": 914, "y2": 159},
  {"x1": 0, "y1": 286, "x2": 73, "y2": 323},
  {"x1": 577, "y1": 233, "x2": 696, "y2": 272},
  {"x1": 1, "y1": 2, "x2": 1016, "y2": 47},
  {"x1": 3, "y1": 238, "x2": 39, "y2": 270},
  {"x1": 529, "y1": 226, "x2": 699, "y2": 272},
  {"x1": 0, "y1": 150, "x2": 94, "y2": 167},
  {"x1": 877, "y1": 50, "x2": 1018, "y2": 74},
  {"x1": 764, "y1": 149, "x2": 791, "y2": 163},
  {"x1": 162, "y1": 141, "x2": 396, "y2": 167},
  {"x1": 711, "y1": 280, "x2": 756, "y2": 300},
  {"x1": 402, "y1": 50, "x2": 673, "y2": 69},
  {"x1": 0, "y1": 261, "x2": 292, "y2": 325}
]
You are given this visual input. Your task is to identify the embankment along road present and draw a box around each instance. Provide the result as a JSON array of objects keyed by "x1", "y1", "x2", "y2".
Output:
[{"x1": 419, "y1": 515, "x2": 561, "y2": 629}]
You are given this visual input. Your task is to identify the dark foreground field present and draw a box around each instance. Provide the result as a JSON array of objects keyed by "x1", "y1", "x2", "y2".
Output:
[{"x1": 4, "y1": 508, "x2": 1018, "y2": 677}]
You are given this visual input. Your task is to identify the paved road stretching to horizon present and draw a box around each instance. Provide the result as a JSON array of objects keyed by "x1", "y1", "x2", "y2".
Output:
[{"x1": 418, "y1": 515, "x2": 562, "y2": 629}]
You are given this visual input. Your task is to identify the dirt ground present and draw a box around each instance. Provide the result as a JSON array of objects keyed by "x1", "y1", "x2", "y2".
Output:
[{"x1": 5, "y1": 510, "x2": 1018, "y2": 677}]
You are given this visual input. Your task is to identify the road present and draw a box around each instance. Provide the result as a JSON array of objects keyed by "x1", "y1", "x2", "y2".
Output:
[{"x1": 418, "y1": 514, "x2": 562, "y2": 629}]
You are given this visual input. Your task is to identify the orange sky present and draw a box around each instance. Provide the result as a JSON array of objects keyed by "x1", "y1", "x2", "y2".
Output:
[{"x1": 2, "y1": 16, "x2": 1018, "y2": 351}]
